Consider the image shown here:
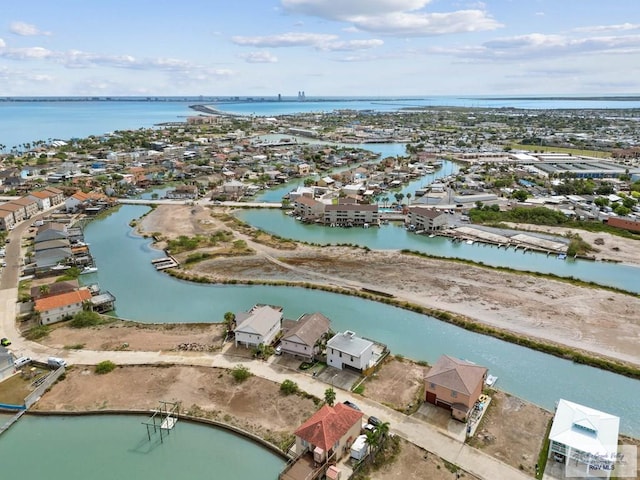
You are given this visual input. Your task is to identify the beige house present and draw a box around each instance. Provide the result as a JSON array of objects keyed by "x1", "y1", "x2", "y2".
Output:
[
  {"x1": 42, "y1": 187, "x2": 65, "y2": 205},
  {"x1": 294, "y1": 403, "x2": 363, "y2": 464},
  {"x1": 13, "y1": 197, "x2": 40, "y2": 219},
  {"x1": 407, "y1": 206, "x2": 448, "y2": 231},
  {"x1": 0, "y1": 208, "x2": 16, "y2": 231},
  {"x1": 294, "y1": 196, "x2": 325, "y2": 222},
  {"x1": 0, "y1": 202, "x2": 26, "y2": 224},
  {"x1": 280, "y1": 312, "x2": 331, "y2": 360},
  {"x1": 324, "y1": 201, "x2": 379, "y2": 226},
  {"x1": 28, "y1": 191, "x2": 52, "y2": 210},
  {"x1": 424, "y1": 355, "x2": 488, "y2": 422}
]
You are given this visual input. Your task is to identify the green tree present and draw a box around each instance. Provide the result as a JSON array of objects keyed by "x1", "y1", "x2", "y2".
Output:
[
  {"x1": 231, "y1": 365, "x2": 251, "y2": 382},
  {"x1": 223, "y1": 311, "x2": 235, "y2": 332},
  {"x1": 280, "y1": 379, "x2": 299, "y2": 395},
  {"x1": 324, "y1": 387, "x2": 336, "y2": 406},
  {"x1": 512, "y1": 190, "x2": 529, "y2": 202}
]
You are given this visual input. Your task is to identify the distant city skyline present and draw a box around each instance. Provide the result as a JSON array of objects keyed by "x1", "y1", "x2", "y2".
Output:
[{"x1": 1, "y1": 1, "x2": 639, "y2": 96}]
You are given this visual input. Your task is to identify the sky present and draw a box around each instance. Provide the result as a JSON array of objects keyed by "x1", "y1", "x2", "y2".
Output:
[{"x1": 1, "y1": 0, "x2": 639, "y2": 97}]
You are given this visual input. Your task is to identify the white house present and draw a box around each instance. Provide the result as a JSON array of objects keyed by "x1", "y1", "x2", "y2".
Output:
[
  {"x1": 234, "y1": 305, "x2": 282, "y2": 348},
  {"x1": 326, "y1": 331, "x2": 374, "y2": 371},
  {"x1": 35, "y1": 288, "x2": 93, "y2": 325},
  {"x1": 548, "y1": 399, "x2": 620, "y2": 479}
]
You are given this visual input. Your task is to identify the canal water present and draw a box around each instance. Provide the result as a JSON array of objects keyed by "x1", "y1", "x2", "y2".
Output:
[
  {"x1": 0, "y1": 415, "x2": 284, "y2": 479},
  {"x1": 81, "y1": 205, "x2": 640, "y2": 436},
  {"x1": 236, "y1": 209, "x2": 640, "y2": 293}
]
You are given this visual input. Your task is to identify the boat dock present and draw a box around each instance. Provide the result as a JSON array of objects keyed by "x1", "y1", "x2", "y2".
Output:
[
  {"x1": 425, "y1": 226, "x2": 568, "y2": 254},
  {"x1": 151, "y1": 256, "x2": 179, "y2": 270}
]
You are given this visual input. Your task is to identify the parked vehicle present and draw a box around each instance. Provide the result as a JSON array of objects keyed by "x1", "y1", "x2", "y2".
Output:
[
  {"x1": 0, "y1": 337, "x2": 11, "y2": 347},
  {"x1": 47, "y1": 357, "x2": 67, "y2": 368},
  {"x1": 14, "y1": 356, "x2": 32, "y2": 368},
  {"x1": 343, "y1": 400, "x2": 361, "y2": 411},
  {"x1": 367, "y1": 416, "x2": 382, "y2": 427}
]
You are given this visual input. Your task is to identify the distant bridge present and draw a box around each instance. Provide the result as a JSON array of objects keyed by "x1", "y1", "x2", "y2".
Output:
[{"x1": 117, "y1": 198, "x2": 282, "y2": 208}]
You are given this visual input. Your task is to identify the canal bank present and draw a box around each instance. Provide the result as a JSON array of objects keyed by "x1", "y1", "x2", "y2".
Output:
[{"x1": 78, "y1": 204, "x2": 640, "y2": 436}]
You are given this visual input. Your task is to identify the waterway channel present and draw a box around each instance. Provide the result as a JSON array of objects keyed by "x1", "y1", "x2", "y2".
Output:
[
  {"x1": 82, "y1": 205, "x2": 640, "y2": 436},
  {"x1": 0, "y1": 415, "x2": 285, "y2": 479}
]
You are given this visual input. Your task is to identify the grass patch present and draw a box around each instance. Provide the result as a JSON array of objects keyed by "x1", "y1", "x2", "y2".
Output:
[
  {"x1": 64, "y1": 343, "x2": 85, "y2": 350},
  {"x1": 24, "y1": 325, "x2": 50, "y2": 340},
  {"x1": 231, "y1": 365, "x2": 251, "y2": 382},
  {"x1": 95, "y1": 360, "x2": 117, "y2": 374},
  {"x1": 509, "y1": 143, "x2": 608, "y2": 158},
  {"x1": 536, "y1": 418, "x2": 553, "y2": 479}
]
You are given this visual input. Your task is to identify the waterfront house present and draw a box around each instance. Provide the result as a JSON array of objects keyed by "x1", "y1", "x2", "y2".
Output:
[
  {"x1": 35, "y1": 223, "x2": 68, "y2": 243},
  {"x1": 30, "y1": 280, "x2": 79, "y2": 300},
  {"x1": 165, "y1": 184, "x2": 198, "y2": 200},
  {"x1": 294, "y1": 196, "x2": 325, "y2": 222},
  {"x1": 326, "y1": 331, "x2": 374, "y2": 371},
  {"x1": 65, "y1": 191, "x2": 91, "y2": 212},
  {"x1": 424, "y1": 355, "x2": 488, "y2": 422},
  {"x1": 548, "y1": 399, "x2": 619, "y2": 479},
  {"x1": 407, "y1": 206, "x2": 448, "y2": 232},
  {"x1": 35, "y1": 288, "x2": 93, "y2": 325},
  {"x1": 281, "y1": 403, "x2": 363, "y2": 480},
  {"x1": 280, "y1": 312, "x2": 331, "y2": 360},
  {"x1": 234, "y1": 305, "x2": 283, "y2": 348}
]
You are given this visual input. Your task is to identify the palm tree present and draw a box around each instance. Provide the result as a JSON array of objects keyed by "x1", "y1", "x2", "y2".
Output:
[
  {"x1": 364, "y1": 429, "x2": 380, "y2": 463},
  {"x1": 406, "y1": 193, "x2": 412, "y2": 205},
  {"x1": 324, "y1": 387, "x2": 336, "y2": 406}
]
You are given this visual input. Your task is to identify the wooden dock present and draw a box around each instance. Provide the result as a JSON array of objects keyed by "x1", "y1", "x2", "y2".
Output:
[
  {"x1": 151, "y1": 256, "x2": 179, "y2": 270},
  {"x1": 0, "y1": 409, "x2": 26, "y2": 437}
]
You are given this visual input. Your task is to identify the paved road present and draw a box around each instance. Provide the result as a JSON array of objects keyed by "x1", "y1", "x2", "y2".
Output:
[{"x1": 118, "y1": 198, "x2": 282, "y2": 208}]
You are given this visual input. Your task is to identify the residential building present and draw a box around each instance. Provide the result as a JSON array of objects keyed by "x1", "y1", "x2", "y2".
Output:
[
  {"x1": 326, "y1": 331, "x2": 374, "y2": 371},
  {"x1": 407, "y1": 206, "x2": 449, "y2": 231},
  {"x1": 35, "y1": 288, "x2": 93, "y2": 325},
  {"x1": 324, "y1": 201, "x2": 379, "y2": 227},
  {"x1": 280, "y1": 312, "x2": 331, "y2": 360},
  {"x1": 34, "y1": 223, "x2": 68, "y2": 243},
  {"x1": 0, "y1": 202, "x2": 26, "y2": 224},
  {"x1": 294, "y1": 196, "x2": 325, "y2": 222},
  {"x1": 606, "y1": 216, "x2": 640, "y2": 233},
  {"x1": 293, "y1": 403, "x2": 363, "y2": 466},
  {"x1": 42, "y1": 187, "x2": 65, "y2": 205},
  {"x1": 0, "y1": 208, "x2": 15, "y2": 231},
  {"x1": 12, "y1": 197, "x2": 40, "y2": 219},
  {"x1": 548, "y1": 399, "x2": 620, "y2": 478},
  {"x1": 234, "y1": 304, "x2": 283, "y2": 348},
  {"x1": 28, "y1": 191, "x2": 52, "y2": 210},
  {"x1": 65, "y1": 191, "x2": 91, "y2": 212},
  {"x1": 165, "y1": 184, "x2": 198, "y2": 199},
  {"x1": 424, "y1": 355, "x2": 488, "y2": 422}
]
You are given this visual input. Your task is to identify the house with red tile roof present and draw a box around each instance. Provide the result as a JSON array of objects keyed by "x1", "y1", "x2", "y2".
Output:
[
  {"x1": 293, "y1": 403, "x2": 363, "y2": 464},
  {"x1": 35, "y1": 288, "x2": 93, "y2": 325},
  {"x1": 65, "y1": 191, "x2": 91, "y2": 212}
]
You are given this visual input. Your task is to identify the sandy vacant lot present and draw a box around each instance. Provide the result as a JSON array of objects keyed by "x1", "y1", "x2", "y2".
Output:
[
  {"x1": 34, "y1": 365, "x2": 319, "y2": 449},
  {"x1": 361, "y1": 357, "x2": 428, "y2": 412},
  {"x1": 138, "y1": 205, "x2": 640, "y2": 368}
]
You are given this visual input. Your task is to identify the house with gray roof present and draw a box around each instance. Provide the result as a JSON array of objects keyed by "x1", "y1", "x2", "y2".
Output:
[
  {"x1": 234, "y1": 304, "x2": 282, "y2": 348},
  {"x1": 326, "y1": 330, "x2": 373, "y2": 371},
  {"x1": 280, "y1": 312, "x2": 331, "y2": 360}
]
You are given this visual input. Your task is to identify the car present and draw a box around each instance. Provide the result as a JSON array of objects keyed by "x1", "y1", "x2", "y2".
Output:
[
  {"x1": 343, "y1": 400, "x2": 361, "y2": 411},
  {"x1": 274, "y1": 345, "x2": 282, "y2": 355},
  {"x1": 1, "y1": 338, "x2": 12, "y2": 347},
  {"x1": 367, "y1": 416, "x2": 382, "y2": 427},
  {"x1": 363, "y1": 423, "x2": 376, "y2": 433}
]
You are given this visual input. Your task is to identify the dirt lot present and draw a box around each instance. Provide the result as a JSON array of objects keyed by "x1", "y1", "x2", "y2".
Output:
[
  {"x1": 39, "y1": 321, "x2": 226, "y2": 352},
  {"x1": 372, "y1": 438, "x2": 480, "y2": 480},
  {"x1": 469, "y1": 390, "x2": 552, "y2": 475},
  {"x1": 137, "y1": 205, "x2": 640, "y2": 368},
  {"x1": 361, "y1": 357, "x2": 428, "y2": 412},
  {"x1": 33, "y1": 364, "x2": 319, "y2": 448}
]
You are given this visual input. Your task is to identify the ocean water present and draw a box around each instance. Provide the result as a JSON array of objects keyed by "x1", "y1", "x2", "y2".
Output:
[{"x1": 2, "y1": 95, "x2": 640, "y2": 150}]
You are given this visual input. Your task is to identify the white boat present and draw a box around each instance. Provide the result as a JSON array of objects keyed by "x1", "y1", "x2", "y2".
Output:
[
  {"x1": 51, "y1": 264, "x2": 71, "y2": 271},
  {"x1": 466, "y1": 240, "x2": 474, "y2": 245},
  {"x1": 428, "y1": 234, "x2": 435, "y2": 238},
  {"x1": 80, "y1": 266, "x2": 98, "y2": 274},
  {"x1": 485, "y1": 374, "x2": 498, "y2": 387}
]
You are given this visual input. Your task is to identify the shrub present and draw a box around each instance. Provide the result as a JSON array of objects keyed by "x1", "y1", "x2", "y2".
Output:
[
  {"x1": 280, "y1": 379, "x2": 299, "y2": 395},
  {"x1": 231, "y1": 365, "x2": 251, "y2": 382},
  {"x1": 95, "y1": 360, "x2": 116, "y2": 374},
  {"x1": 25, "y1": 325, "x2": 50, "y2": 340},
  {"x1": 69, "y1": 311, "x2": 103, "y2": 328}
]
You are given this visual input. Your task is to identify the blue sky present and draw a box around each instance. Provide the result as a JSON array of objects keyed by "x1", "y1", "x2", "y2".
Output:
[{"x1": 1, "y1": 0, "x2": 639, "y2": 96}]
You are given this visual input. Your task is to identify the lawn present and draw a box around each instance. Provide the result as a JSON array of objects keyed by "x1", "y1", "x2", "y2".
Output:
[
  {"x1": 0, "y1": 368, "x2": 49, "y2": 405},
  {"x1": 509, "y1": 144, "x2": 609, "y2": 158}
]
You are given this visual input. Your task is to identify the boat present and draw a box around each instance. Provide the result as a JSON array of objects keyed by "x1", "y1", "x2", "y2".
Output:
[
  {"x1": 557, "y1": 253, "x2": 567, "y2": 260},
  {"x1": 51, "y1": 264, "x2": 71, "y2": 271},
  {"x1": 428, "y1": 234, "x2": 435, "y2": 238},
  {"x1": 485, "y1": 374, "x2": 498, "y2": 387},
  {"x1": 80, "y1": 266, "x2": 98, "y2": 274},
  {"x1": 466, "y1": 240, "x2": 474, "y2": 245}
]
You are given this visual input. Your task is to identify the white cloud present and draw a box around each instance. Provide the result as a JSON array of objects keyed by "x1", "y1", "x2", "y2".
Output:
[
  {"x1": 573, "y1": 23, "x2": 640, "y2": 34},
  {"x1": 321, "y1": 39, "x2": 384, "y2": 51},
  {"x1": 282, "y1": 0, "x2": 431, "y2": 18},
  {"x1": 10, "y1": 21, "x2": 51, "y2": 36},
  {"x1": 0, "y1": 38, "x2": 5, "y2": 48},
  {"x1": 232, "y1": 32, "x2": 338, "y2": 48},
  {"x1": 429, "y1": 33, "x2": 640, "y2": 61},
  {"x1": 240, "y1": 51, "x2": 279, "y2": 63},
  {"x1": 281, "y1": 0, "x2": 501, "y2": 36}
]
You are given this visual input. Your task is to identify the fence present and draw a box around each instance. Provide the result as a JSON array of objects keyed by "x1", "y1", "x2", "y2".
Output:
[{"x1": 24, "y1": 366, "x2": 66, "y2": 408}]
